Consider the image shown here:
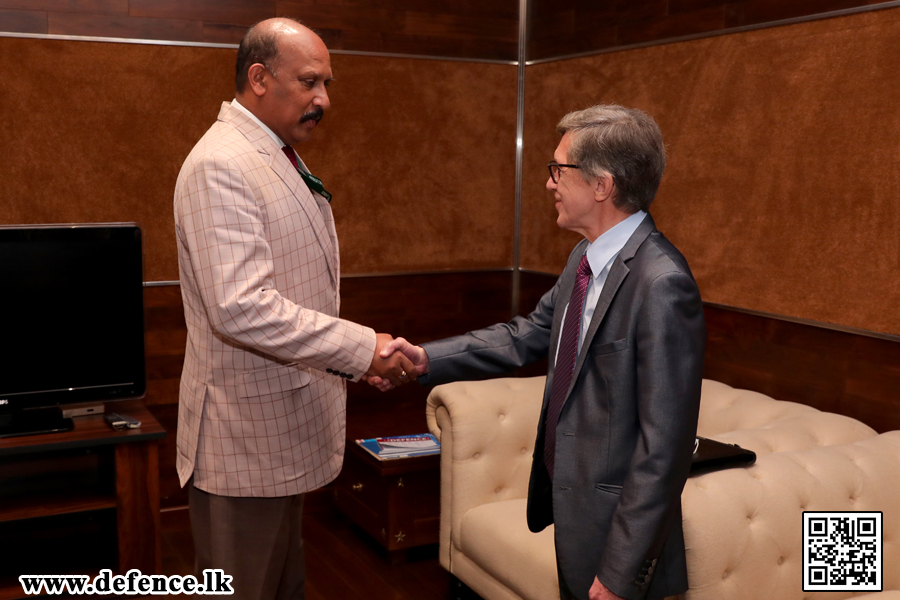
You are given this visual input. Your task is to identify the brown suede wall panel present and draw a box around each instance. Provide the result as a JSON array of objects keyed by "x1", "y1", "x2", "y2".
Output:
[
  {"x1": 1, "y1": 37, "x2": 517, "y2": 280},
  {"x1": 0, "y1": 37, "x2": 233, "y2": 281},
  {"x1": 522, "y1": 8, "x2": 900, "y2": 336},
  {"x1": 304, "y1": 54, "x2": 517, "y2": 274}
]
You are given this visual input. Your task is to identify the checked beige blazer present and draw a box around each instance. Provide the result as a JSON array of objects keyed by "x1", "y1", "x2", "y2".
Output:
[{"x1": 174, "y1": 102, "x2": 377, "y2": 498}]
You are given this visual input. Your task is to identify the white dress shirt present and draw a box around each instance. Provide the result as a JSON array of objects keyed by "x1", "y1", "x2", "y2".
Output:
[
  {"x1": 231, "y1": 98, "x2": 310, "y2": 175},
  {"x1": 555, "y1": 210, "x2": 647, "y2": 365},
  {"x1": 230, "y1": 98, "x2": 285, "y2": 147}
]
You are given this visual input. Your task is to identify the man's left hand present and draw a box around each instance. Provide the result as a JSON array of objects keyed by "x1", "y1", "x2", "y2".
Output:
[{"x1": 589, "y1": 577, "x2": 624, "y2": 600}]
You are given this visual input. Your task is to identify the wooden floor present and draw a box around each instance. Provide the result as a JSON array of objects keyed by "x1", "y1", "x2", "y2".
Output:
[{"x1": 160, "y1": 499, "x2": 461, "y2": 600}]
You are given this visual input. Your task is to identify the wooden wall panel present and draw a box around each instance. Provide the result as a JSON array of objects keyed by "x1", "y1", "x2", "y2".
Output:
[
  {"x1": 703, "y1": 304, "x2": 900, "y2": 434},
  {"x1": 522, "y1": 8, "x2": 900, "y2": 337},
  {"x1": 0, "y1": 0, "x2": 518, "y2": 60},
  {"x1": 144, "y1": 272, "x2": 520, "y2": 508},
  {"x1": 0, "y1": 37, "x2": 517, "y2": 280},
  {"x1": 523, "y1": 272, "x2": 900, "y2": 434},
  {"x1": 527, "y1": 0, "x2": 891, "y2": 60},
  {"x1": 0, "y1": 9, "x2": 46, "y2": 33},
  {"x1": 149, "y1": 272, "x2": 900, "y2": 508}
]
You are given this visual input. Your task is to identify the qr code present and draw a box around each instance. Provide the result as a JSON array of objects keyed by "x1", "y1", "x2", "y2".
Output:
[{"x1": 803, "y1": 511, "x2": 882, "y2": 591}]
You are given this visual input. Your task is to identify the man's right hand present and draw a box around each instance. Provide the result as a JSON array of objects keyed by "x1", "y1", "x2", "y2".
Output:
[
  {"x1": 366, "y1": 333, "x2": 418, "y2": 388},
  {"x1": 366, "y1": 337, "x2": 429, "y2": 392}
]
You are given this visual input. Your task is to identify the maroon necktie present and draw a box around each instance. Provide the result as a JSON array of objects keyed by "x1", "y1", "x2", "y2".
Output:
[
  {"x1": 282, "y1": 145, "x2": 300, "y2": 170},
  {"x1": 544, "y1": 254, "x2": 592, "y2": 479}
]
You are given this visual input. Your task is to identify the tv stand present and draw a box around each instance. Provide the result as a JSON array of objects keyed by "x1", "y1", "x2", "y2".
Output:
[
  {"x1": 0, "y1": 404, "x2": 165, "y2": 600},
  {"x1": 0, "y1": 407, "x2": 74, "y2": 439}
]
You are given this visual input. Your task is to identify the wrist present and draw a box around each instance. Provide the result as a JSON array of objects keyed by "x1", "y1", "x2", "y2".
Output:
[{"x1": 420, "y1": 350, "x2": 431, "y2": 375}]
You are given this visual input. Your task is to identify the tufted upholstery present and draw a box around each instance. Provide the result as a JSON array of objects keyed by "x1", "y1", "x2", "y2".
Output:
[
  {"x1": 696, "y1": 380, "x2": 877, "y2": 456},
  {"x1": 427, "y1": 377, "x2": 545, "y2": 575},
  {"x1": 426, "y1": 377, "x2": 897, "y2": 600},
  {"x1": 683, "y1": 431, "x2": 900, "y2": 600}
]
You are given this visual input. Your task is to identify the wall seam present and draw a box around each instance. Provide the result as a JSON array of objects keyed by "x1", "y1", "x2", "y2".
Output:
[
  {"x1": 511, "y1": 0, "x2": 528, "y2": 318},
  {"x1": 0, "y1": 31, "x2": 516, "y2": 65}
]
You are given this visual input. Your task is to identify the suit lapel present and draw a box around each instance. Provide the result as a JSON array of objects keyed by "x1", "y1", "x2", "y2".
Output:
[
  {"x1": 268, "y1": 154, "x2": 338, "y2": 285},
  {"x1": 296, "y1": 155, "x2": 340, "y2": 286},
  {"x1": 220, "y1": 103, "x2": 338, "y2": 286},
  {"x1": 565, "y1": 214, "x2": 657, "y2": 397}
]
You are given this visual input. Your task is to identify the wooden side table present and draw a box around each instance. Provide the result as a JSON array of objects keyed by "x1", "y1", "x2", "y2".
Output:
[
  {"x1": 0, "y1": 404, "x2": 165, "y2": 600},
  {"x1": 333, "y1": 438, "x2": 440, "y2": 563}
]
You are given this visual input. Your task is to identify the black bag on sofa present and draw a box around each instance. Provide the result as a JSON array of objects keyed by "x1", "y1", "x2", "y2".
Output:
[{"x1": 689, "y1": 436, "x2": 757, "y2": 476}]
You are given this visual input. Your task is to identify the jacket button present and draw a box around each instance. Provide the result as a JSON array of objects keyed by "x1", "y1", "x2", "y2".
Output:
[
  {"x1": 326, "y1": 368, "x2": 334, "y2": 374},
  {"x1": 640, "y1": 583, "x2": 647, "y2": 591},
  {"x1": 346, "y1": 374, "x2": 354, "y2": 380},
  {"x1": 644, "y1": 574, "x2": 651, "y2": 583},
  {"x1": 651, "y1": 559, "x2": 658, "y2": 567}
]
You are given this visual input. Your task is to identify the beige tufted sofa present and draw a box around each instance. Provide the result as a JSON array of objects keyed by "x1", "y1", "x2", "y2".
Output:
[{"x1": 425, "y1": 376, "x2": 900, "y2": 600}]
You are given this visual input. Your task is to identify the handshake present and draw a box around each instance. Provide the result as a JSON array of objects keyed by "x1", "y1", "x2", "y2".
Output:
[{"x1": 363, "y1": 333, "x2": 428, "y2": 391}]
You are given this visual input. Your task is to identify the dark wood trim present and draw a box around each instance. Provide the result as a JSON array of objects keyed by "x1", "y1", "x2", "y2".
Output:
[
  {"x1": 703, "y1": 301, "x2": 900, "y2": 344},
  {"x1": 149, "y1": 271, "x2": 900, "y2": 510},
  {"x1": 703, "y1": 304, "x2": 900, "y2": 434},
  {"x1": 0, "y1": 0, "x2": 520, "y2": 61},
  {"x1": 116, "y1": 439, "x2": 163, "y2": 574},
  {"x1": 522, "y1": 271, "x2": 900, "y2": 434},
  {"x1": 0, "y1": 404, "x2": 166, "y2": 457},
  {"x1": 523, "y1": 269, "x2": 900, "y2": 343},
  {"x1": 527, "y1": 0, "x2": 900, "y2": 63}
]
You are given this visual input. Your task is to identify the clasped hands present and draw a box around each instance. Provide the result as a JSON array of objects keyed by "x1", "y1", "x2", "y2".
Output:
[{"x1": 363, "y1": 334, "x2": 428, "y2": 391}]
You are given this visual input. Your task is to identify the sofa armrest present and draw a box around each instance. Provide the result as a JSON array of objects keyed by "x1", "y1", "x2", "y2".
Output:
[{"x1": 426, "y1": 376, "x2": 546, "y2": 569}]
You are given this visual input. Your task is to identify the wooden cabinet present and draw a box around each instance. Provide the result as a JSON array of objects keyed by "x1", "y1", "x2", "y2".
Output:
[
  {"x1": 333, "y1": 439, "x2": 440, "y2": 564},
  {"x1": 0, "y1": 405, "x2": 165, "y2": 600}
]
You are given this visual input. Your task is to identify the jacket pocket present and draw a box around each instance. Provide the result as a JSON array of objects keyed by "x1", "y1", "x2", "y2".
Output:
[
  {"x1": 239, "y1": 365, "x2": 312, "y2": 398},
  {"x1": 590, "y1": 337, "x2": 628, "y2": 356},
  {"x1": 595, "y1": 483, "x2": 623, "y2": 495}
]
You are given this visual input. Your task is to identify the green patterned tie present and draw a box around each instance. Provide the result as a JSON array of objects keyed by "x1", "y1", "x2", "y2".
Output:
[{"x1": 282, "y1": 146, "x2": 332, "y2": 203}]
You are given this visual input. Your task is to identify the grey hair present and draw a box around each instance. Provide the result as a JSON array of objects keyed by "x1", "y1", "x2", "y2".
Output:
[
  {"x1": 556, "y1": 104, "x2": 666, "y2": 214},
  {"x1": 235, "y1": 18, "x2": 305, "y2": 92}
]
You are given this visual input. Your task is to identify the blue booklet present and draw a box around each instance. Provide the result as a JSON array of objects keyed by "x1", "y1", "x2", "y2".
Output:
[{"x1": 356, "y1": 433, "x2": 441, "y2": 460}]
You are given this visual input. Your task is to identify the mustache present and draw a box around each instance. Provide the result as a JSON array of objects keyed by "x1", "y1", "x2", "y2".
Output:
[{"x1": 301, "y1": 107, "x2": 324, "y2": 123}]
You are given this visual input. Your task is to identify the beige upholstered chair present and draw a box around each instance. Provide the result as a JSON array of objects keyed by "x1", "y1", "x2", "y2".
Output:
[{"x1": 426, "y1": 377, "x2": 898, "y2": 600}]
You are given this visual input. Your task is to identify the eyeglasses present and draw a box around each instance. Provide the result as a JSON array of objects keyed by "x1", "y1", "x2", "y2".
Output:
[{"x1": 547, "y1": 161, "x2": 580, "y2": 184}]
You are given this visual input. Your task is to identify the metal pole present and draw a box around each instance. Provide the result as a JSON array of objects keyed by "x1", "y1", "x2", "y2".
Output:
[{"x1": 511, "y1": 0, "x2": 528, "y2": 318}]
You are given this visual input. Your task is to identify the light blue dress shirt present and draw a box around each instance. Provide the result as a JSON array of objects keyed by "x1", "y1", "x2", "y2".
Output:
[{"x1": 555, "y1": 210, "x2": 647, "y2": 365}]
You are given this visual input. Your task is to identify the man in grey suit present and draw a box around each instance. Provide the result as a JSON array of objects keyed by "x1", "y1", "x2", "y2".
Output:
[{"x1": 372, "y1": 105, "x2": 706, "y2": 600}]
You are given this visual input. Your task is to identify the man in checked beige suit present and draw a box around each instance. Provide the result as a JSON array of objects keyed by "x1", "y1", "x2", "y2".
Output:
[{"x1": 174, "y1": 18, "x2": 413, "y2": 600}]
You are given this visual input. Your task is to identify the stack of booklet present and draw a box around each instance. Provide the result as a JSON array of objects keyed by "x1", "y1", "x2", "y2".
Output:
[{"x1": 356, "y1": 433, "x2": 441, "y2": 460}]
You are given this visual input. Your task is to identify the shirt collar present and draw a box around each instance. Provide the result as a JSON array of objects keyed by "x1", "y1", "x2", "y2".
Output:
[
  {"x1": 585, "y1": 210, "x2": 647, "y2": 278},
  {"x1": 231, "y1": 98, "x2": 286, "y2": 149}
]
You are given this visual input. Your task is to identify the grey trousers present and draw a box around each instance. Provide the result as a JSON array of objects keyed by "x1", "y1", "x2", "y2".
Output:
[{"x1": 189, "y1": 483, "x2": 306, "y2": 600}]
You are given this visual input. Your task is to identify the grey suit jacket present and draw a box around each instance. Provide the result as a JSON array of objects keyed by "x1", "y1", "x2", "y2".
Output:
[{"x1": 420, "y1": 215, "x2": 705, "y2": 600}]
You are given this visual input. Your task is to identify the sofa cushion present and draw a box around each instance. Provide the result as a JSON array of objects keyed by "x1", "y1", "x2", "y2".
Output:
[
  {"x1": 459, "y1": 499, "x2": 558, "y2": 600},
  {"x1": 682, "y1": 431, "x2": 900, "y2": 600},
  {"x1": 697, "y1": 380, "x2": 876, "y2": 455}
]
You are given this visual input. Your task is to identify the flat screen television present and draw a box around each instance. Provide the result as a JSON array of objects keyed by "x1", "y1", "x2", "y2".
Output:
[{"x1": 0, "y1": 223, "x2": 146, "y2": 438}]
